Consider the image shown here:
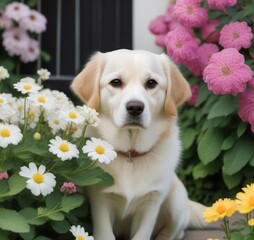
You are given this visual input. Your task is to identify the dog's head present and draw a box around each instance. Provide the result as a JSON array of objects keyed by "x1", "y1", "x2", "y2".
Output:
[{"x1": 71, "y1": 49, "x2": 191, "y2": 129}]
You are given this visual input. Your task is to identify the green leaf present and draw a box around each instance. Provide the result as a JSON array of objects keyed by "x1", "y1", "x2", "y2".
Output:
[
  {"x1": 40, "y1": 50, "x2": 51, "y2": 62},
  {"x1": 0, "y1": 208, "x2": 30, "y2": 233},
  {"x1": 193, "y1": 162, "x2": 209, "y2": 180},
  {"x1": 46, "y1": 192, "x2": 62, "y2": 209},
  {"x1": 0, "y1": 174, "x2": 26, "y2": 198},
  {"x1": 237, "y1": 122, "x2": 248, "y2": 137},
  {"x1": 181, "y1": 128, "x2": 197, "y2": 150},
  {"x1": 223, "y1": 138, "x2": 254, "y2": 175},
  {"x1": 65, "y1": 167, "x2": 114, "y2": 186},
  {"x1": 207, "y1": 96, "x2": 237, "y2": 119},
  {"x1": 60, "y1": 195, "x2": 84, "y2": 213},
  {"x1": 51, "y1": 220, "x2": 70, "y2": 234},
  {"x1": 0, "y1": 230, "x2": 9, "y2": 240},
  {"x1": 231, "y1": 4, "x2": 254, "y2": 21},
  {"x1": 0, "y1": 0, "x2": 11, "y2": 8},
  {"x1": 223, "y1": 172, "x2": 243, "y2": 190},
  {"x1": 20, "y1": 208, "x2": 47, "y2": 226},
  {"x1": 221, "y1": 133, "x2": 237, "y2": 150},
  {"x1": 37, "y1": 207, "x2": 64, "y2": 221},
  {"x1": 198, "y1": 129, "x2": 224, "y2": 165}
]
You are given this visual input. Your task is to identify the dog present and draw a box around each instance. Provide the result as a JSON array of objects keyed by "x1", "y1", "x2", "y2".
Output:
[{"x1": 71, "y1": 49, "x2": 206, "y2": 240}]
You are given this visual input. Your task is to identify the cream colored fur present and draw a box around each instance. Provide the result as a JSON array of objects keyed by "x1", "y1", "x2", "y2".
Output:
[{"x1": 71, "y1": 49, "x2": 206, "y2": 240}]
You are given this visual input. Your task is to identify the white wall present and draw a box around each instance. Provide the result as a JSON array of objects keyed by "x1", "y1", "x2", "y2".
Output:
[{"x1": 133, "y1": 0, "x2": 169, "y2": 53}]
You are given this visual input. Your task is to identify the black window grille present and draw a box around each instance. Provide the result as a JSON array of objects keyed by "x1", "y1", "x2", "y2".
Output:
[{"x1": 21, "y1": 0, "x2": 133, "y2": 101}]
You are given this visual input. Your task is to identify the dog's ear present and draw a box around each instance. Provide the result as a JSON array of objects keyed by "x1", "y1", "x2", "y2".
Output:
[
  {"x1": 71, "y1": 52, "x2": 105, "y2": 110},
  {"x1": 163, "y1": 55, "x2": 191, "y2": 116}
]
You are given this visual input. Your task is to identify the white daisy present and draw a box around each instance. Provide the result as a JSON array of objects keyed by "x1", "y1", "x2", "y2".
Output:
[
  {"x1": 0, "y1": 123, "x2": 23, "y2": 148},
  {"x1": 70, "y1": 225, "x2": 94, "y2": 240},
  {"x1": 19, "y1": 162, "x2": 56, "y2": 196},
  {"x1": 27, "y1": 92, "x2": 55, "y2": 110},
  {"x1": 46, "y1": 112, "x2": 67, "y2": 134},
  {"x1": 48, "y1": 136, "x2": 79, "y2": 161},
  {"x1": 82, "y1": 137, "x2": 117, "y2": 164},
  {"x1": 13, "y1": 78, "x2": 42, "y2": 94},
  {"x1": 60, "y1": 108, "x2": 85, "y2": 125},
  {"x1": 77, "y1": 105, "x2": 100, "y2": 127},
  {"x1": 0, "y1": 66, "x2": 9, "y2": 81},
  {"x1": 37, "y1": 68, "x2": 51, "y2": 80}
]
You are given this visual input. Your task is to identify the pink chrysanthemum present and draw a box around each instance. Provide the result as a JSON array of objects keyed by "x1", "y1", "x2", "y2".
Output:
[
  {"x1": 0, "y1": 10, "x2": 12, "y2": 29},
  {"x1": 207, "y1": 0, "x2": 237, "y2": 11},
  {"x1": 19, "y1": 9, "x2": 47, "y2": 34},
  {"x1": 174, "y1": 0, "x2": 208, "y2": 27},
  {"x1": 3, "y1": 27, "x2": 29, "y2": 56},
  {"x1": 203, "y1": 48, "x2": 253, "y2": 95},
  {"x1": 5, "y1": 2, "x2": 30, "y2": 22},
  {"x1": 165, "y1": 27, "x2": 199, "y2": 64},
  {"x1": 20, "y1": 38, "x2": 40, "y2": 63},
  {"x1": 60, "y1": 182, "x2": 77, "y2": 195},
  {"x1": 219, "y1": 21, "x2": 253, "y2": 51},
  {"x1": 201, "y1": 19, "x2": 220, "y2": 43},
  {"x1": 197, "y1": 43, "x2": 219, "y2": 72},
  {"x1": 187, "y1": 85, "x2": 199, "y2": 106},
  {"x1": 238, "y1": 89, "x2": 254, "y2": 133},
  {"x1": 248, "y1": 79, "x2": 254, "y2": 88},
  {"x1": 155, "y1": 34, "x2": 166, "y2": 47},
  {"x1": 149, "y1": 16, "x2": 168, "y2": 35},
  {"x1": 185, "y1": 58, "x2": 203, "y2": 76},
  {"x1": 0, "y1": 171, "x2": 9, "y2": 180}
]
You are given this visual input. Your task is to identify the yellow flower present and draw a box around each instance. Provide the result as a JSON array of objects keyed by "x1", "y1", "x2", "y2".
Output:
[
  {"x1": 236, "y1": 184, "x2": 254, "y2": 214},
  {"x1": 203, "y1": 198, "x2": 237, "y2": 223},
  {"x1": 248, "y1": 218, "x2": 254, "y2": 226},
  {"x1": 207, "y1": 238, "x2": 220, "y2": 240}
]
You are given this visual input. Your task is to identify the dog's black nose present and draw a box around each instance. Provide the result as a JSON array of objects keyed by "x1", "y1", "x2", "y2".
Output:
[{"x1": 126, "y1": 100, "x2": 144, "y2": 116}]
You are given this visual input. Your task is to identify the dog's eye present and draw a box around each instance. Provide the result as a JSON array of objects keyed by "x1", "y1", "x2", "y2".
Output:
[
  {"x1": 146, "y1": 79, "x2": 158, "y2": 89},
  {"x1": 110, "y1": 79, "x2": 123, "y2": 88}
]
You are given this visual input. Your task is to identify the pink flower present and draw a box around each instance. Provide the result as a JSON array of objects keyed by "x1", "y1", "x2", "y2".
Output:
[
  {"x1": 238, "y1": 89, "x2": 254, "y2": 133},
  {"x1": 60, "y1": 182, "x2": 77, "y2": 195},
  {"x1": 20, "y1": 38, "x2": 40, "y2": 63},
  {"x1": 203, "y1": 48, "x2": 253, "y2": 95},
  {"x1": 207, "y1": 0, "x2": 237, "y2": 11},
  {"x1": 197, "y1": 43, "x2": 219, "y2": 72},
  {"x1": 0, "y1": 171, "x2": 9, "y2": 180},
  {"x1": 201, "y1": 19, "x2": 220, "y2": 43},
  {"x1": 155, "y1": 34, "x2": 166, "y2": 47},
  {"x1": 249, "y1": 79, "x2": 254, "y2": 88},
  {"x1": 187, "y1": 85, "x2": 199, "y2": 106},
  {"x1": 219, "y1": 21, "x2": 253, "y2": 51},
  {"x1": 0, "y1": 10, "x2": 12, "y2": 29},
  {"x1": 5, "y1": 2, "x2": 30, "y2": 22},
  {"x1": 3, "y1": 27, "x2": 29, "y2": 56},
  {"x1": 149, "y1": 16, "x2": 168, "y2": 35},
  {"x1": 165, "y1": 27, "x2": 199, "y2": 64},
  {"x1": 20, "y1": 9, "x2": 47, "y2": 34},
  {"x1": 185, "y1": 58, "x2": 203, "y2": 76},
  {"x1": 174, "y1": 0, "x2": 208, "y2": 27}
]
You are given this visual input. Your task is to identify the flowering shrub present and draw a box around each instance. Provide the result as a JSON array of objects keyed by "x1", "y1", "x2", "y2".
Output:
[
  {"x1": 203, "y1": 183, "x2": 254, "y2": 240},
  {"x1": 0, "y1": 0, "x2": 50, "y2": 96},
  {"x1": 0, "y1": 67, "x2": 116, "y2": 239},
  {"x1": 149, "y1": 0, "x2": 254, "y2": 204}
]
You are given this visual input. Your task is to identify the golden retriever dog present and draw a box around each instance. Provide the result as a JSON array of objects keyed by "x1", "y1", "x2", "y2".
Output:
[{"x1": 71, "y1": 49, "x2": 206, "y2": 240}]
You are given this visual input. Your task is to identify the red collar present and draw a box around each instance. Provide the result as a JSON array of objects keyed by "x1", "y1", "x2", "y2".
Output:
[{"x1": 117, "y1": 149, "x2": 150, "y2": 160}]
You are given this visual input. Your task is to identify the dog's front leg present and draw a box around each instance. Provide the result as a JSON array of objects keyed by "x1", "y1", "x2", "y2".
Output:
[
  {"x1": 130, "y1": 192, "x2": 164, "y2": 240},
  {"x1": 89, "y1": 192, "x2": 116, "y2": 240}
]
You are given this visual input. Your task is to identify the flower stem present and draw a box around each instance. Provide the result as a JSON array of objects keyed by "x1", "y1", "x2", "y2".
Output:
[{"x1": 223, "y1": 217, "x2": 231, "y2": 240}]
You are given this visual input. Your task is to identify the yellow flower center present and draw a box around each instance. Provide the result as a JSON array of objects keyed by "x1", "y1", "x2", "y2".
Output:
[
  {"x1": 54, "y1": 119, "x2": 60, "y2": 125},
  {"x1": 221, "y1": 65, "x2": 231, "y2": 76},
  {"x1": 77, "y1": 236, "x2": 85, "y2": 240},
  {"x1": 37, "y1": 96, "x2": 46, "y2": 103},
  {"x1": 60, "y1": 143, "x2": 69, "y2": 152},
  {"x1": 248, "y1": 195, "x2": 254, "y2": 206},
  {"x1": 0, "y1": 128, "x2": 10, "y2": 137},
  {"x1": 33, "y1": 173, "x2": 44, "y2": 183},
  {"x1": 95, "y1": 145, "x2": 105, "y2": 154},
  {"x1": 0, "y1": 98, "x2": 3, "y2": 103},
  {"x1": 216, "y1": 205, "x2": 226, "y2": 215},
  {"x1": 68, "y1": 111, "x2": 77, "y2": 119},
  {"x1": 24, "y1": 84, "x2": 32, "y2": 90}
]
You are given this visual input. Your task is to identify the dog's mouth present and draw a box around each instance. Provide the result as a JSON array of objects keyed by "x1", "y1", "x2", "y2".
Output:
[{"x1": 122, "y1": 117, "x2": 145, "y2": 129}]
